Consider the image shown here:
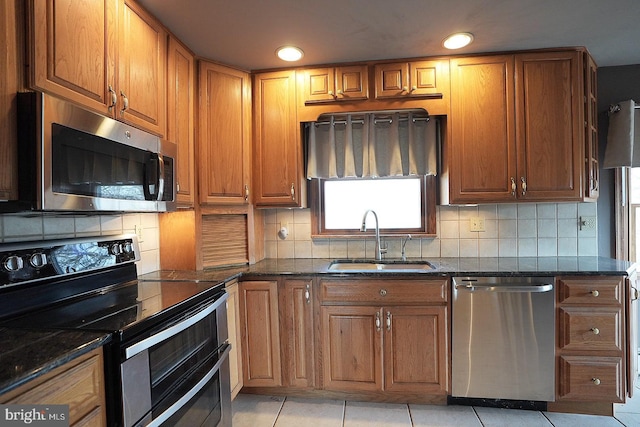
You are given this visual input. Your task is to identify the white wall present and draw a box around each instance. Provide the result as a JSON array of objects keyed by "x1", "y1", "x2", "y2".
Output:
[
  {"x1": 264, "y1": 202, "x2": 599, "y2": 259},
  {"x1": 0, "y1": 213, "x2": 160, "y2": 274}
]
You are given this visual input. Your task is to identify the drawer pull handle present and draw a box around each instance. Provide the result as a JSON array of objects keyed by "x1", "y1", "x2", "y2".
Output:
[
  {"x1": 592, "y1": 377, "x2": 601, "y2": 386},
  {"x1": 591, "y1": 327, "x2": 600, "y2": 335},
  {"x1": 379, "y1": 289, "x2": 387, "y2": 297},
  {"x1": 375, "y1": 311, "x2": 381, "y2": 332},
  {"x1": 591, "y1": 290, "x2": 600, "y2": 297},
  {"x1": 386, "y1": 311, "x2": 391, "y2": 331},
  {"x1": 305, "y1": 284, "x2": 311, "y2": 304}
]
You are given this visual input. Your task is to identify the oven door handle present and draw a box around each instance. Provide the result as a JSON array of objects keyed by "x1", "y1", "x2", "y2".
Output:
[
  {"x1": 125, "y1": 292, "x2": 228, "y2": 359},
  {"x1": 146, "y1": 344, "x2": 231, "y2": 427}
]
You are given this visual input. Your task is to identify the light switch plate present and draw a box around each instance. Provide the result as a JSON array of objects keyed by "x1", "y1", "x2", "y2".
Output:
[{"x1": 469, "y1": 217, "x2": 485, "y2": 232}]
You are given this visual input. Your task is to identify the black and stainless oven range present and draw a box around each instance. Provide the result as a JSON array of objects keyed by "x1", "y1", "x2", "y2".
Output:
[{"x1": 0, "y1": 235, "x2": 231, "y2": 427}]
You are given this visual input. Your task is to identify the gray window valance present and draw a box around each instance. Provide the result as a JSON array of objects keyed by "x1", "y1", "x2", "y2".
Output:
[{"x1": 306, "y1": 111, "x2": 438, "y2": 179}]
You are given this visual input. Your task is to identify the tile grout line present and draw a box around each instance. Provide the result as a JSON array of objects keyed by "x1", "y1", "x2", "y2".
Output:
[
  {"x1": 271, "y1": 396, "x2": 287, "y2": 427},
  {"x1": 471, "y1": 407, "x2": 486, "y2": 427},
  {"x1": 341, "y1": 400, "x2": 346, "y2": 427},
  {"x1": 406, "y1": 404, "x2": 414, "y2": 427}
]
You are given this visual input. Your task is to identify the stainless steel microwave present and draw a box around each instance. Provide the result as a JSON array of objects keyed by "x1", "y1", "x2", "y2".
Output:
[{"x1": 2, "y1": 92, "x2": 176, "y2": 213}]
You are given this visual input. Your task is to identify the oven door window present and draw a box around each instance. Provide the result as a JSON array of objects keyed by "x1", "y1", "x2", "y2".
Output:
[{"x1": 148, "y1": 309, "x2": 219, "y2": 406}]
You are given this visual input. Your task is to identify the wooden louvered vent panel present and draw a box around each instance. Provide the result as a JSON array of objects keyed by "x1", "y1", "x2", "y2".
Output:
[{"x1": 201, "y1": 214, "x2": 248, "y2": 268}]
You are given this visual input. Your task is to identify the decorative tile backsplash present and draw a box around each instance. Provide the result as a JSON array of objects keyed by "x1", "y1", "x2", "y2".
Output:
[
  {"x1": 0, "y1": 213, "x2": 160, "y2": 274},
  {"x1": 264, "y1": 203, "x2": 598, "y2": 259}
]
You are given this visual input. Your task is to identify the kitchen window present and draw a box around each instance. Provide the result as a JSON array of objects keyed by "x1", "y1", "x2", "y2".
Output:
[{"x1": 310, "y1": 175, "x2": 436, "y2": 237}]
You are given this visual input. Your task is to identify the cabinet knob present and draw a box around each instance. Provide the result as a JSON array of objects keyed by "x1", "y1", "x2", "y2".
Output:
[
  {"x1": 591, "y1": 290, "x2": 600, "y2": 297},
  {"x1": 591, "y1": 327, "x2": 600, "y2": 335},
  {"x1": 402, "y1": 86, "x2": 408, "y2": 92},
  {"x1": 592, "y1": 377, "x2": 601, "y2": 386},
  {"x1": 379, "y1": 289, "x2": 387, "y2": 297},
  {"x1": 337, "y1": 89, "x2": 343, "y2": 95},
  {"x1": 411, "y1": 85, "x2": 417, "y2": 91}
]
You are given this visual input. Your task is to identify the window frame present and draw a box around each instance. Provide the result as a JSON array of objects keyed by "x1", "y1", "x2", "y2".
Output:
[{"x1": 309, "y1": 175, "x2": 437, "y2": 238}]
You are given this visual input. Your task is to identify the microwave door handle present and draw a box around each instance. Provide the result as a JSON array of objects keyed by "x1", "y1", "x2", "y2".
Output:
[
  {"x1": 143, "y1": 153, "x2": 158, "y2": 200},
  {"x1": 156, "y1": 153, "x2": 165, "y2": 201}
]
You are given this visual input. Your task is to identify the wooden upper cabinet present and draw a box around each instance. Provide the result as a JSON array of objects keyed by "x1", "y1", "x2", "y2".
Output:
[
  {"x1": 584, "y1": 53, "x2": 599, "y2": 200},
  {"x1": 449, "y1": 55, "x2": 516, "y2": 203},
  {"x1": 167, "y1": 36, "x2": 195, "y2": 206},
  {"x1": 198, "y1": 61, "x2": 251, "y2": 205},
  {"x1": 28, "y1": 0, "x2": 167, "y2": 137},
  {"x1": 303, "y1": 65, "x2": 368, "y2": 103},
  {"x1": 119, "y1": 0, "x2": 167, "y2": 136},
  {"x1": 448, "y1": 50, "x2": 592, "y2": 204},
  {"x1": 29, "y1": 0, "x2": 116, "y2": 116},
  {"x1": 253, "y1": 70, "x2": 304, "y2": 207},
  {"x1": 515, "y1": 51, "x2": 583, "y2": 201},
  {"x1": 0, "y1": 0, "x2": 23, "y2": 201},
  {"x1": 375, "y1": 60, "x2": 448, "y2": 99}
]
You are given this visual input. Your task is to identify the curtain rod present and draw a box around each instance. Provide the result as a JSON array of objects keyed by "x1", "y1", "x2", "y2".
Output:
[{"x1": 313, "y1": 116, "x2": 430, "y2": 127}]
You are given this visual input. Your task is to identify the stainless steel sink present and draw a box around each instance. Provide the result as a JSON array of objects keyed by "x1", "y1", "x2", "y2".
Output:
[{"x1": 327, "y1": 260, "x2": 434, "y2": 272}]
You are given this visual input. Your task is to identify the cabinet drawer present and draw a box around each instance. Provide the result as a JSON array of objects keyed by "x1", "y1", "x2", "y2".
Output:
[
  {"x1": 557, "y1": 355, "x2": 624, "y2": 402},
  {"x1": 557, "y1": 277, "x2": 623, "y2": 305},
  {"x1": 321, "y1": 279, "x2": 447, "y2": 304},
  {"x1": 4, "y1": 351, "x2": 105, "y2": 426},
  {"x1": 558, "y1": 307, "x2": 623, "y2": 351}
]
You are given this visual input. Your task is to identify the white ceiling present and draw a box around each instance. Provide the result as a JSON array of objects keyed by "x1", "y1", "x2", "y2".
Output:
[{"x1": 138, "y1": 0, "x2": 640, "y2": 71}]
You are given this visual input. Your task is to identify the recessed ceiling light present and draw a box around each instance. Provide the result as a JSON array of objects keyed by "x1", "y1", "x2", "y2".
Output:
[
  {"x1": 443, "y1": 32, "x2": 474, "y2": 49},
  {"x1": 276, "y1": 46, "x2": 304, "y2": 62}
]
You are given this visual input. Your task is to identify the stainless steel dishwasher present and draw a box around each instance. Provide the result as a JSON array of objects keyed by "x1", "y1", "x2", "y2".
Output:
[{"x1": 452, "y1": 276, "x2": 555, "y2": 402}]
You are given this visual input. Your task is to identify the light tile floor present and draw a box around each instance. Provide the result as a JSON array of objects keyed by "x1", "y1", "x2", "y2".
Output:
[{"x1": 232, "y1": 387, "x2": 640, "y2": 427}]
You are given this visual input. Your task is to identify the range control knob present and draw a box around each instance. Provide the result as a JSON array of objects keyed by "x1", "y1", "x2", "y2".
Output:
[
  {"x1": 123, "y1": 242, "x2": 133, "y2": 254},
  {"x1": 3, "y1": 255, "x2": 24, "y2": 272},
  {"x1": 110, "y1": 243, "x2": 123, "y2": 256},
  {"x1": 29, "y1": 253, "x2": 48, "y2": 268}
]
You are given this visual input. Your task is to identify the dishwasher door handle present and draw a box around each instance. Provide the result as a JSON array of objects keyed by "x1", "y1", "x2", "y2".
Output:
[{"x1": 455, "y1": 283, "x2": 553, "y2": 293}]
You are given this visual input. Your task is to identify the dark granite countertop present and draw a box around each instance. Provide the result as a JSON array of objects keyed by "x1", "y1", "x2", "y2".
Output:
[
  {"x1": 140, "y1": 256, "x2": 636, "y2": 283},
  {"x1": 0, "y1": 328, "x2": 111, "y2": 396}
]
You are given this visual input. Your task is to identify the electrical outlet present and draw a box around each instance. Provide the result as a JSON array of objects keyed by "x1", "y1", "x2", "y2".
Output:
[
  {"x1": 134, "y1": 224, "x2": 144, "y2": 242},
  {"x1": 469, "y1": 217, "x2": 485, "y2": 232},
  {"x1": 579, "y1": 216, "x2": 596, "y2": 230}
]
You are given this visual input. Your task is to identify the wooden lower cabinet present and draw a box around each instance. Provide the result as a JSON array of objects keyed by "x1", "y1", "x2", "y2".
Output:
[
  {"x1": 225, "y1": 279, "x2": 243, "y2": 398},
  {"x1": 281, "y1": 278, "x2": 315, "y2": 388},
  {"x1": 0, "y1": 347, "x2": 106, "y2": 427},
  {"x1": 239, "y1": 280, "x2": 282, "y2": 387},
  {"x1": 319, "y1": 278, "x2": 449, "y2": 395},
  {"x1": 556, "y1": 276, "x2": 626, "y2": 403}
]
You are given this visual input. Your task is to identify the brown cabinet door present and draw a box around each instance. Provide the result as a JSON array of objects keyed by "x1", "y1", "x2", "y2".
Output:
[
  {"x1": 118, "y1": 0, "x2": 166, "y2": 136},
  {"x1": 29, "y1": 0, "x2": 116, "y2": 116},
  {"x1": 253, "y1": 70, "x2": 302, "y2": 207},
  {"x1": 225, "y1": 280, "x2": 243, "y2": 399},
  {"x1": 557, "y1": 355, "x2": 624, "y2": 402},
  {"x1": 335, "y1": 65, "x2": 368, "y2": 100},
  {"x1": 384, "y1": 306, "x2": 448, "y2": 394},
  {"x1": 282, "y1": 279, "x2": 315, "y2": 388},
  {"x1": 515, "y1": 51, "x2": 583, "y2": 201},
  {"x1": 584, "y1": 52, "x2": 599, "y2": 200},
  {"x1": 303, "y1": 67, "x2": 335, "y2": 102},
  {"x1": 374, "y1": 62, "x2": 409, "y2": 98},
  {"x1": 409, "y1": 60, "x2": 448, "y2": 98},
  {"x1": 239, "y1": 280, "x2": 282, "y2": 387},
  {"x1": 449, "y1": 55, "x2": 516, "y2": 203},
  {"x1": 167, "y1": 37, "x2": 195, "y2": 206},
  {"x1": 321, "y1": 305, "x2": 383, "y2": 392},
  {"x1": 0, "y1": 0, "x2": 22, "y2": 200},
  {"x1": 198, "y1": 61, "x2": 251, "y2": 204}
]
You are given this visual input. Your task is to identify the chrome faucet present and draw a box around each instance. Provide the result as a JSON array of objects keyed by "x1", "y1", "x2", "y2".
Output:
[
  {"x1": 360, "y1": 209, "x2": 387, "y2": 261},
  {"x1": 401, "y1": 234, "x2": 412, "y2": 261}
]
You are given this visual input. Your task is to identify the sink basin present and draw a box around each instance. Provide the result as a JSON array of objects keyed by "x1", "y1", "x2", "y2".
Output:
[{"x1": 328, "y1": 260, "x2": 434, "y2": 272}]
